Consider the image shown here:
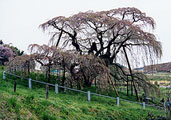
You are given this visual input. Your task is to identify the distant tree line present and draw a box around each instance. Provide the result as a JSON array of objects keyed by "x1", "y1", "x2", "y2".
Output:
[{"x1": 0, "y1": 40, "x2": 24, "y2": 65}]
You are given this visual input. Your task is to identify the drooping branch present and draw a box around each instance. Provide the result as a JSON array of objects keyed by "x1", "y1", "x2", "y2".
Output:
[{"x1": 40, "y1": 7, "x2": 163, "y2": 97}]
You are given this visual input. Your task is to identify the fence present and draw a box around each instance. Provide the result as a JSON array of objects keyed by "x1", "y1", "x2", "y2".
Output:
[{"x1": 2, "y1": 71, "x2": 166, "y2": 112}]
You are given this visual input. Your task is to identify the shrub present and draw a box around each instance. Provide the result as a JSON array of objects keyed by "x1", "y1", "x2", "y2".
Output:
[
  {"x1": 42, "y1": 112, "x2": 56, "y2": 120},
  {"x1": 25, "y1": 94, "x2": 34, "y2": 104},
  {"x1": 7, "y1": 97, "x2": 20, "y2": 113},
  {"x1": 81, "y1": 107, "x2": 89, "y2": 114},
  {"x1": 40, "y1": 100, "x2": 51, "y2": 107}
]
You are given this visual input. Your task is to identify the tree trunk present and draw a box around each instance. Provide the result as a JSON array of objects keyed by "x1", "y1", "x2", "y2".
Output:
[
  {"x1": 77, "y1": 78, "x2": 81, "y2": 90},
  {"x1": 95, "y1": 77, "x2": 96, "y2": 87}
]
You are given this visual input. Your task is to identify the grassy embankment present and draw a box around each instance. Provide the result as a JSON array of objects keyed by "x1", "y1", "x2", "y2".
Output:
[{"x1": 0, "y1": 67, "x2": 165, "y2": 120}]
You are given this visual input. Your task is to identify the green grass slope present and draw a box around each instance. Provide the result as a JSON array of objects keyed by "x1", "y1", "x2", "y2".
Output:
[{"x1": 0, "y1": 70, "x2": 165, "y2": 120}]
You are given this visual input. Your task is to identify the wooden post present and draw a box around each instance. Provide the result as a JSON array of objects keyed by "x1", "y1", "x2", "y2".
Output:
[
  {"x1": 117, "y1": 97, "x2": 120, "y2": 106},
  {"x1": 88, "y1": 91, "x2": 91, "y2": 102},
  {"x1": 3, "y1": 71, "x2": 6, "y2": 80},
  {"x1": 46, "y1": 85, "x2": 49, "y2": 99},
  {"x1": 14, "y1": 80, "x2": 16, "y2": 92},
  {"x1": 55, "y1": 84, "x2": 59, "y2": 94}
]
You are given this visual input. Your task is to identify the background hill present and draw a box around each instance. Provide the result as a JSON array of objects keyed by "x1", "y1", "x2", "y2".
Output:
[{"x1": 135, "y1": 62, "x2": 171, "y2": 73}]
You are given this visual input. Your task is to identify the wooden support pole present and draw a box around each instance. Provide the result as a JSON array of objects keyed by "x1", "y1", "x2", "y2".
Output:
[
  {"x1": 127, "y1": 76, "x2": 129, "y2": 96},
  {"x1": 110, "y1": 78, "x2": 119, "y2": 97},
  {"x1": 27, "y1": 61, "x2": 30, "y2": 78},
  {"x1": 123, "y1": 46, "x2": 139, "y2": 100}
]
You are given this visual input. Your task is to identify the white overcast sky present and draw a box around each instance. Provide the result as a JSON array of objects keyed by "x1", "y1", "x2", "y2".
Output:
[{"x1": 0, "y1": 0, "x2": 171, "y2": 64}]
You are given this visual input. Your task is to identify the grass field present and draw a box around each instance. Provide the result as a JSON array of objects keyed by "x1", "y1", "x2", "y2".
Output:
[
  {"x1": 0, "y1": 68, "x2": 166, "y2": 120},
  {"x1": 146, "y1": 72, "x2": 171, "y2": 82}
]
